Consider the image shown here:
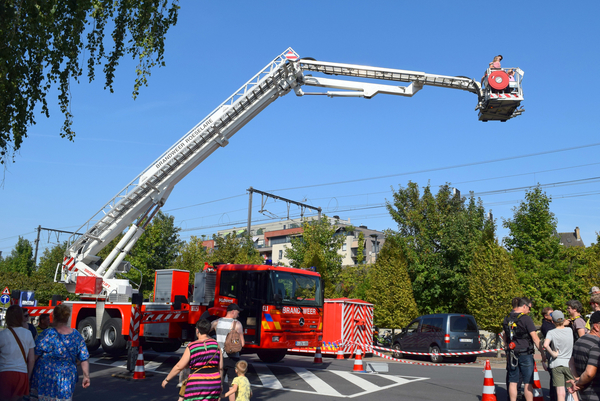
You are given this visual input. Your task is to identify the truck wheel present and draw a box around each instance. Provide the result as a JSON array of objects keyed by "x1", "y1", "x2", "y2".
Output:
[
  {"x1": 151, "y1": 340, "x2": 182, "y2": 353},
  {"x1": 78, "y1": 317, "x2": 100, "y2": 352},
  {"x1": 101, "y1": 318, "x2": 127, "y2": 356},
  {"x1": 257, "y1": 349, "x2": 286, "y2": 363}
]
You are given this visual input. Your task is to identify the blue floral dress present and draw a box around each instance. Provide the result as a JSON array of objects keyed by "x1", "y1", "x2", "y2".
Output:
[{"x1": 31, "y1": 328, "x2": 90, "y2": 401}]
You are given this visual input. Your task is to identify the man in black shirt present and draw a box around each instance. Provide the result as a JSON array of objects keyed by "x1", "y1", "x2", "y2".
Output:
[
  {"x1": 503, "y1": 297, "x2": 544, "y2": 401},
  {"x1": 569, "y1": 311, "x2": 600, "y2": 401},
  {"x1": 540, "y1": 306, "x2": 556, "y2": 401}
]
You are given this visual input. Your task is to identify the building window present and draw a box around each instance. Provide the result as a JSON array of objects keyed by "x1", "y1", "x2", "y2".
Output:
[
  {"x1": 342, "y1": 243, "x2": 347, "y2": 251},
  {"x1": 278, "y1": 250, "x2": 283, "y2": 260}
]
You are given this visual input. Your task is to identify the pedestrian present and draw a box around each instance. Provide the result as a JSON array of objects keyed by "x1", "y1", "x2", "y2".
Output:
[
  {"x1": 541, "y1": 306, "x2": 557, "y2": 401},
  {"x1": 503, "y1": 297, "x2": 544, "y2": 401},
  {"x1": 591, "y1": 287, "x2": 600, "y2": 296},
  {"x1": 542, "y1": 310, "x2": 578, "y2": 401},
  {"x1": 22, "y1": 309, "x2": 38, "y2": 340},
  {"x1": 0, "y1": 305, "x2": 36, "y2": 401},
  {"x1": 586, "y1": 295, "x2": 600, "y2": 330},
  {"x1": 568, "y1": 311, "x2": 600, "y2": 401},
  {"x1": 567, "y1": 300, "x2": 588, "y2": 341},
  {"x1": 224, "y1": 360, "x2": 252, "y2": 401},
  {"x1": 30, "y1": 303, "x2": 91, "y2": 400},
  {"x1": 36, "y1": 313, "x2": 50, "y2": 336},
  {"x1": 212, "y1": 304, "x2": 245, "y2": 401},
  {"x1": 162, "y1": 319, "x2": 223, "y2": 401}
]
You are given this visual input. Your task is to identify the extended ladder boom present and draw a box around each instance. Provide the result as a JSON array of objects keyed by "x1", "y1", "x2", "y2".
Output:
[{"x1": 60, "y1": 48, "x2": 523, "y2": 297}]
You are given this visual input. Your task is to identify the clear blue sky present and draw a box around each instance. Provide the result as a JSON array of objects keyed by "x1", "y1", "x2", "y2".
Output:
[{"x1": 2, "y1": 1, "x2": 599, "y2": 258}]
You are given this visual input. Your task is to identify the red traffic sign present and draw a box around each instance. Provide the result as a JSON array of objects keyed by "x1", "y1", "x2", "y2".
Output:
[{"x1": 2, "y1": 287, "x2": 9, "y2": 295}]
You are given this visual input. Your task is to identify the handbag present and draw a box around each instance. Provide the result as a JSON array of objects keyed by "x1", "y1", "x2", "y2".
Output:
[
  {"x1": 179, "y1": 342, "x2": 219, "y2": 397},
  {"x1": 224, "y1": 320, "x2": 242, "y2": 355}
]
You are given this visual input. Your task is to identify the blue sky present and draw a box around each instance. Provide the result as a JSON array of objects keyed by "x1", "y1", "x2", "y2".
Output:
[{"x1": 1, "y1": 1, "x2": 599, "y2": 258}]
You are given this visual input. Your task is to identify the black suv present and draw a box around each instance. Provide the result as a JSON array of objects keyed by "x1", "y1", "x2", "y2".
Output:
[{"x1": 391, "y1": 313, "x2": 481, "y2": 363}]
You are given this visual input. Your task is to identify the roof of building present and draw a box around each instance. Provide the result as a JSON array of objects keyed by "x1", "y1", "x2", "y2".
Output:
[{"x1": 558, "y1": 228, "x2": 585, "y2": 248}]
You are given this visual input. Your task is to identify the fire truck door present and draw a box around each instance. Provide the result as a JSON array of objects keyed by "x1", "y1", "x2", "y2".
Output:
[{"x1": 238, "y1": 272, "x2": 265, "y2": 345}]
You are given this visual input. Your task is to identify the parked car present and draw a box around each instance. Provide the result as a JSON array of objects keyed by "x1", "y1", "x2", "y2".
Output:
[{"x1": 391, "y1": 313, "x2": 481, "y2": 363}]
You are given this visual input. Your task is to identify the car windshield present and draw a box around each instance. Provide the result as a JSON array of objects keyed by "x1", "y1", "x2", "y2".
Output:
[{"x1": 268, "y1": 271, "x2": 323, "y2": 307}]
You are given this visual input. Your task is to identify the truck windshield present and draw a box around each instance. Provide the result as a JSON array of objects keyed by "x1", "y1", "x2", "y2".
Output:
[{"x1": 269, "y1": 271, "x2": 323, "y2": 307}]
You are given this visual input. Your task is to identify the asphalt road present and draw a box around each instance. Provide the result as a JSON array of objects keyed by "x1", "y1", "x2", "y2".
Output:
[{"x1": 69, "y1": 349, "x2": 553, "y2": 401}]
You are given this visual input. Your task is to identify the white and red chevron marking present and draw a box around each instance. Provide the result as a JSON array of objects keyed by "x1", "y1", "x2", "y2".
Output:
[
  {"x1": 490, "y1": 93, "x2": 520, "y2": 99},
  {"x1": 143, "y1": 311, "x2": 187, "y2": 323},
  {"x1": 63, "y1": 256, "x2": 76, "y2": 271}
]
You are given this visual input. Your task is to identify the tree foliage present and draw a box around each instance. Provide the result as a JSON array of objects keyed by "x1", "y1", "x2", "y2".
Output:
[
  {"x1": 467, "y1": 240, "x2": 522, "y2": 333},
  {"x1": 36, "y1": 241, "x2": 67, "y2": 281},
  {"x1": 171, "y1": 236, "x2": 210, "y2": 283},
  {"x1": 0, "y1": 0, "x2": 180, "y2": 165},
  {"x1": 208, "y1": 233, "x2": 263, "y2": 266},
  {"x1": 503, "y1": 186, "x2": 560, "y2": 261},
  {"x1": 0, "y1": 236, "x2": 35, "y2": 276},
  {"x1": 386, "y1": 182, "x2": 494, "y2": 314},
  {"x1": 125, "y1": 211, "x2": 182, "y2": 296},
  {"x1": 366, "y1": 235, "x2": 419, "y2": 329},
  {"x1": 285, "y1": 216, "x2": 346, "y2": 298},
  {"x1": 336, "y1": 263, "x2": 372, "y2": 300}
]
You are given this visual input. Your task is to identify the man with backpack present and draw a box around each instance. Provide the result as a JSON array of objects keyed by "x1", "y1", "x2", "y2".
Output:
[
  {"x1": 503, "y1": 297, "x2": 544, "y2": 401},
  {"x1": 212, "y1": 304, "x2": 245, "y2": 401}
]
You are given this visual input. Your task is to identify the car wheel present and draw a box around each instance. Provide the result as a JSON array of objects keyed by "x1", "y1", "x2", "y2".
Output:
[
  {"x1": 101, "y1": 317, "x2": 127, "y2": 356},
  {"x1": 429, "y1": 346, "x2": 443, "y2": 363},
  {"x1": 78, "y1": 317, "x2": 100, "y2": 352},
  {"x1": 392, "y1": 343, "x2": 402, "y2": 359}
]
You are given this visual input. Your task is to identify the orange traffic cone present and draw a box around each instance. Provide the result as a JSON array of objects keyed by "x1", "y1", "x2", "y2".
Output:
[
  {"x1": 313, "y1": 347, "x2": 323, "y2": 364},
  {"x1": 336, "y1": 348, "x2": 345, "y2": 360},
  {"x1": 482, "y1": 359, "x2": 496, "y2": 401},
  {"x1": 133, "y1": 346, "x2": 146, "y2": 380},
  {"x1": 353, "y1": 348, "x2": 364, "y2": 372},
  {"x1": 533, "y1": 362, "x2": 544, "y2": 401}
]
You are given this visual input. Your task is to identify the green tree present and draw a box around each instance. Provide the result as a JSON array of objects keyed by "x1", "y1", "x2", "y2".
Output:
[
  {"x1": 285, "y1": 217, "x2": 346, "y2": 298},
  {"x1": 1, "y1": 0, "x2": 180, "y2": 165},
  {"x1": 208, "y1": 233, "x2": 263, "y2": 265},
  {"x1": 36, "y1": 242, "x2": 68, "y2": 281},
  {"x1": 172, "y1": 236, "x2": 210, "y2": 283},
  {"x1": 0, "y1": 237, "x2": 35, "y2": 276},
  {"x1": 503, "y1": 186, "x2": 560, "y2": 261},
  {"x1": 356, "y1": 231, "x2": 365, "y2": 265},
  {"x1": 337, "y1": 263, "x2": 372, "y2": 300},
  {"x1": 386, "y1": 182, "x2": 494, "y2": 314},
  {"x1": 467, "y1": 240, "x2": 522, "y2": 333},
  {"x1": 366, "y1": 235, "x2": 418, "y2": 330},
  {"x1": 125, "y1": 211, "x2": 182, "y2": 296},
  {"x1": 502, "y1": 187, "x2": 573, "y2": 317}
]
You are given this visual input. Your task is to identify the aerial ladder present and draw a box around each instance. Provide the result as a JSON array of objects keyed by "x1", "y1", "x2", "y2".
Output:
[{"x1": 57, "y1": 48, "x2": 525, "y2": 297}]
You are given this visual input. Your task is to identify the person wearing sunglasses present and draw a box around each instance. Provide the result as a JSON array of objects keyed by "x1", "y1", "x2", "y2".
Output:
[{"x1": 22, "y1": 310, "x2": 38, "y2": 340}]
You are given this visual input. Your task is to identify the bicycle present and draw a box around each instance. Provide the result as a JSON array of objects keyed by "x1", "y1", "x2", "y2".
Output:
[{"x1": 480, "y1": 332, "x2": 504, "y2": 350}]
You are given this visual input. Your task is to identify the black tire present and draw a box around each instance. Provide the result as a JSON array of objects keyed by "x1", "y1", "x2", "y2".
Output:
[
  {"x1": 429, "y1": 345, "x2": 443, "y2": 363},
  {"x1": 257, "y1": 349, "x2": 286, "y2": 363},
  {"x1": 100, "y1": 318, "x2": 127, "y2": 356},
  {"x1": 464, "y1": 355, "x2": 477, "y2": 363},
  {"x1": 151, "y1": 340, "x2": 183, "y2": 353},
  {"x1": 78, "y1": 317, "x2": 100, "y2": 352},
  {"x1": 392, "y1": 343, "x2": 402, "y2": 359}
]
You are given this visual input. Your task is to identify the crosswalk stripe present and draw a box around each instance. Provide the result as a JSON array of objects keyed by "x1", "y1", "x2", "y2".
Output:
[
  {"x1": 330, "y1": 371, "x2": 379, "y2": 391},
  {"x1": 251, "y1": 364, "x2": 284, "y2": 389},
  {"x1": 290, "y1": 367, "x2": 342, "y2": 397}
]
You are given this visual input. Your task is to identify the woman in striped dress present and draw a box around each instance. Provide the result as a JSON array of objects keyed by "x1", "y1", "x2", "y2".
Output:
[{"x1": 163, "y1": 319, "x2": 223, "y2": 401}]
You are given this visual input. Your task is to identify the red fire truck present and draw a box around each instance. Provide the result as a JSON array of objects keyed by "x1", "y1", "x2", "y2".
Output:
[{"x1": 24, "y1": 47, "x2": 524, "y2": 363}]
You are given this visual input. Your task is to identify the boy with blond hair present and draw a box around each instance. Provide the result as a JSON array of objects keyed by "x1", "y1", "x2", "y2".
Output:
[{"x1": 224, "y1": 360, "x2": 252, "y2": 401}]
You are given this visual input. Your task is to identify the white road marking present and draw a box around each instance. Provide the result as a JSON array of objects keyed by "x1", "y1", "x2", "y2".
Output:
[
  {"x1": 330, "y1": 370, "x2": 380, "y2": 391},
  {"x1": 251, "y1": 363, "x2": 284, "y2": 389},
  {"x1": 291, "y1": 367, "x2": 342, "y2": 397}
]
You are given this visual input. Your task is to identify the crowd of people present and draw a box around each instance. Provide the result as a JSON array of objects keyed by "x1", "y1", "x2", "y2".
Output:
[
  {"x1": 503, "y1": 290, "x2": 600, "y2": 401},
  {"x1": 0, "y1": 304, "x2": 90, "y2": 401}
]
